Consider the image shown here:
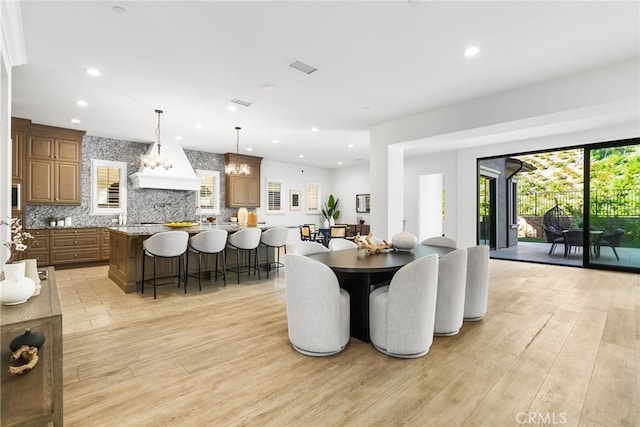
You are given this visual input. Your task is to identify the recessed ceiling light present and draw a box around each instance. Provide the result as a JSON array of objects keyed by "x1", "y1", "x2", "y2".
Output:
[
  {"x1": 69, "y1": 118, "x2": 80, "y2": 124},
  {"x1": 75, "y1": 100, "x2": 87, "y2": 107},
  {"x1": 464, "y1": 46, "x2": 480, "y2": 57},
  {"x1": 338, "y1": 161, "x2": 343, "y2": 165},
  {"x1": 298, "y1": 154, "x2": 304, "y2": 159},
  {"x1": 272, "y1": 140, "x2": 278, "y2": 144},
  {"x1": 261, "y1": 84, "x2": 276, "y2": 91},
  {"x1": 311, "y1": 127, "x2": 318, "y2": 132},
  {"x1": 246, "y1": 147, "x2": 253, "y2": 152},
  {"x1": 227, "y1": 105, "x2": 237, "y2": 112},
  {"x1": 289, "y1": 60, "x2": 318, "y2": 75},
  {"x1": 347, "y1": 144, "x2": 354, "y2": 148},
  {"x1": 85, "y1": 68, "x2": 101, "y2": 76},
  {"x1": 175, "y1": 136, "x2": 182, "y2": 140},
  {"x1": 195, "y1": 124, "x2": 203, "y2": 129}
]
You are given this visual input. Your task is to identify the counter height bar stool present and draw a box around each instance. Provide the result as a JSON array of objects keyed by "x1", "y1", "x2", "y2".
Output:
[
  {"x1": 141, "y1": 231, "x2": 189, "y2": 299},
  {"x1": 260, "y1": 227, "x2": 289, "y2": 278},
  {"x1": 188, "y1": 229, "x2": 228, "y2": 290},
  {"x1": 226, "y1": 228, "x2": 262, "y2": 284}
]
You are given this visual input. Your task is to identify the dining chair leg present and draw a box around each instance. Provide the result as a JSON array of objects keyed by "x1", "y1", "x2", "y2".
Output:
[
  {"x1": 153, "y1": 257, "x2": 157, "y2": 299},
  {"x1": 141, "y1": 252, "x2": 145, "y2": 295},
  {"x1": 222, "y1": 251, "x2": 227, "y2": 286},
  {"x1": 236, "y1": 248, "x2": 241, "y2": 284}
]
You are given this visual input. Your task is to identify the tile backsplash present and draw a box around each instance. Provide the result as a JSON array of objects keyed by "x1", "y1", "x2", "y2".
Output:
[{"x1": 25, "y1": 135, "x2": 237, "y2": 228}]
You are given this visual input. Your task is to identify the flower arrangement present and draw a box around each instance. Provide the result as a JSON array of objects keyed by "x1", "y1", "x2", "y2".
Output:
[{"x1": 1, "y1": 218, "x2": 33, "y2": 264}]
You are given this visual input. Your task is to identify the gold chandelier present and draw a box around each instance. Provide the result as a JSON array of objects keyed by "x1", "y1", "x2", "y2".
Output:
[
  {"x1": 141, "y1": 109, "x2": 173, "y2": 170},
  {"x1": 225, "y1": 126, "x2": 250, "y2": 175}
]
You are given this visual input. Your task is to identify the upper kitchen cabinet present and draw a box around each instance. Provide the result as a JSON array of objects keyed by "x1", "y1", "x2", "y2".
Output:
[
  {"x1": 224, "y1": 153, "x2": 262, "y2": 208},
  {"x1": 25, "y1": 123, "x2": 85, "y2": 205},
  {"x1": 11, "y1": 118, "x2": 30, "y2": 182}
]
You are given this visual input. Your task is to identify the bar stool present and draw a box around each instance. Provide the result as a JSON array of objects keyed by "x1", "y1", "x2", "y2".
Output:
[
  {"x1": 226, "y1": 228, "x2": 262, "y2": 284},
  {"x1": 188, "y1": 229, "x2": 228, "y2": 290},
  {"x1": 260, "y1": 227, "x2": 289, "y2": 278},
  {"x1": 141, "y1": 231, "x2": 189, "y2": 299}
]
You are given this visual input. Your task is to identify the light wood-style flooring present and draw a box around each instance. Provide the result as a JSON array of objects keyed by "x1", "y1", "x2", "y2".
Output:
[{"x1": 56, "y1": 260, "x2": 639, "y2": 426}]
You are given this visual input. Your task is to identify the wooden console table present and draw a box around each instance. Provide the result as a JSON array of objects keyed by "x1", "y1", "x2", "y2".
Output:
[{"x1": 1, "y1": 267, "x2": 62, "y2": 426}]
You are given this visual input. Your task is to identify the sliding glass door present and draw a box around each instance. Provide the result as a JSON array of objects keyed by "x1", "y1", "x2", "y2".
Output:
[{"x1": 587, "y1": 141, "x2": 640, "y2": 270}]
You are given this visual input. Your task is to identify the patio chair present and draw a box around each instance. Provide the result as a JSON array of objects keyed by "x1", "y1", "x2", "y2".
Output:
[
  {"x1": 597, "y1": 228, "x2": 624, "y2": 261},
  {"x1": 563, "y1": 229, "x2": 583, "y2": 258},
  {"x1": 544, "y1": 226, "x2": 565, "y2": 255}
]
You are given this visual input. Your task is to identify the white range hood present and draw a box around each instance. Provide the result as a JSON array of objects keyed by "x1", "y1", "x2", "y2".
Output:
[{"x1": 129, "y1": 143, "x2": 201, "y2": 191}]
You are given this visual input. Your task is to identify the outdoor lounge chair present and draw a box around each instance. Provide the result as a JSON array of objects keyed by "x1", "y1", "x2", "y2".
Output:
[{"x1": 597, "y1": 228, "x2": 625, "y2": 261}]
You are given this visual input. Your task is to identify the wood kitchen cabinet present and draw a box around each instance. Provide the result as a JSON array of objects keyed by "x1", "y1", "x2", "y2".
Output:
[
  {"x1": 224, "y1": 153, "x2": 263, "y2": 208},
  {"x1": 25, "y1": 229, "x2": 50, "y2": 267},
  {"x1": 50, "y1": 228, "x2": 100, "y2": 265},
  {"x1": 25, "y1": 124, "x2": 85, "y2": 205}
]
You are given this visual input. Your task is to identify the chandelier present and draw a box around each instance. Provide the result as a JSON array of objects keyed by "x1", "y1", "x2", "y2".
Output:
[
  {"x1": 225, "y1": 126, "x2": 250, "y2": 175},
  {"x1": 141, "y1": 109, "x2": 173, "y2": 170}
]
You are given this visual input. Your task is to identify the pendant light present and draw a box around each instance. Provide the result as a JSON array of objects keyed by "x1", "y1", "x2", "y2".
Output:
[
  {"x1": 141, "y1": 109, "x2": 173, "y2": 170},
  {"x1": 225, "y1": 126, "x2": 250, "y2": 175}
]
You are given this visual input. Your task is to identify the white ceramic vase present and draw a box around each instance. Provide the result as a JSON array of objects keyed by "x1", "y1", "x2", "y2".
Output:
[
  {"x1": 19, "y1": 259, "x2": 41, "y2": 296},
  {"x1": 329, "y1": 217, "x2": 335, "y2": 227},
  {"x1": 0, "y1": 263, "x2": 36, "y2": 305},
  {"x1": 392, "y1": 220, "x2": 418, "y2": 251}
]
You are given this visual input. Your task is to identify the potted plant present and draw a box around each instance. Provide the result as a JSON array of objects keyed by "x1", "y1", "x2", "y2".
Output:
[
  {"x1": 45, "y1": 216, "x2": 56, "y2": 227},
  {"x1": 322, "y1": 194, "x2": 340, "y2": 227}
]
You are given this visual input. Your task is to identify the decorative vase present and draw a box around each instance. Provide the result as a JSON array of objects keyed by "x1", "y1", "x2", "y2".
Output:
[
  {"x1": 10, "y1": 329, "x2": 46, "y2": 352},
  {"x1": 329, "y1": 217, "x2": 335, "y2": 227},
  {"x1": 19, "y1": 259, "x2": 41, "y2": 296},
  {"x1": 392, "y1": 220, "x2": 418, "y2": 251},
  {"x1": 0, "y1": 263, "x2": 36, "y2": 305},
  {"x1": 247, "y1": 211, "x2": 258, "y2": 227},
  {"x1": 323, "y1": 219, "x2": 329, "y2": 229},
  {"x1": 237, "y1": 207, "x2": 248, "y2": 228}
]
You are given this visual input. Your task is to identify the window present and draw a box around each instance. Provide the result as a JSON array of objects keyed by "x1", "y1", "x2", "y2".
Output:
[
  {"x1": 306, "y1": 183, "x2": 321, "y2": 213},
  {"x1": 91, "y1": 159, "x2": 127, "y2": 215},
  {"x1": 266, "y1": 178, "x2": 284, "y2": 213},
  {"x1": 509, "y1": 178, "x2": 518, "y2": 227},
  {"x1": 196, "y1": 170, "x2": 220, "y2": 215}
]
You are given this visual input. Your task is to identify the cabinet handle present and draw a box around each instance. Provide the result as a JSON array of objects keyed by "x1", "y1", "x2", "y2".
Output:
[{"x1": 74, "y1": 241, "x2": 78, "y2": 244}]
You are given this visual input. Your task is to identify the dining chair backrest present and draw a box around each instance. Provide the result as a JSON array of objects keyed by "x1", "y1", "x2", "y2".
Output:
[
  {"x1": 308, "y1": 224, "x2": 318, "y2": 234},
  {"x1": 329, "y1": 226, "x2": 347, "y2": 238},
  {"x1": 329, "y1": 238, "x2": 358, "y2": 251},
  {"x1": 290, "y1": 241, "x2": 329, "y2": 255},
  {"x1": 300, "y1": 225, "x2": 313, "y2": 240},
  {"x1": 421, "y1": 236, "x2": 457, "y2": 249},
  {"x1": 227, "y1": 227, "x2": 262, "y2": 250},
  {"x1": 464, "y1": 245, "x2": 490, "y2": 321},
  {"x1": 434, "y1": 248, "x2": 467, "y2": 335},
  {"x1": 144, "y1": 231, "x2": 189, "y2": 257},
  {"x1": 189, "y1": 229, "x2": 228, "y2": 254}
]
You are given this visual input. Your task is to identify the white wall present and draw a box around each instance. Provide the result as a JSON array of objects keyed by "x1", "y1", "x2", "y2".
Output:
[
  {"x1": 370, "y1": 58, "x2": 640, "y2": 245},
  {"x1": 329, "y1": 163, "x2": 371, "y2": 225}
]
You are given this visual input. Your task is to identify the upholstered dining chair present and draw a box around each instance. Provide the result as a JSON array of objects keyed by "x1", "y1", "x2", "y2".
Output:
[
  {"x1": 421, "y1": 236, "x2": 457, "y2": 249},
  {"x1": 290, "y1": 241, "x2": 329, "y2": 256},
  {"x1": 434, "y1": 248, "x2": 468, "y2": 336},
  {"x1": 463, "y1": 245, "x2": 490, "y2": 321},
  {"x1": 260, "y1": 227, "x2": 289, "y2": 278},
  {"x1": 328, "y1": 238, "x2": 357, "y2": 251},
  {"x1": 284, "y1": 254, "x2": 350, "y2": 356},
  {"x1": 188, "y1": 229, "x2": 228, "y2": 290},
  {"x1": 369, "y1": 254, "x2": 439, "y2": 358},
  {"x1": 226, "y1": 228, "x2": 262, "y2": 284},
  {"x1": 300, "y1": 225, "x2": 315, "y2": 241},
  {"x1": 141, "y1": 231, "x2": 189, "y2": 299},
  {"x1": 329, "y1": 226, "x2": 347, "y2": 239}
]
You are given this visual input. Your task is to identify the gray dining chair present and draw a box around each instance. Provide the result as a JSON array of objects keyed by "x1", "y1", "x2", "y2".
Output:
[
  {"x1": 328, "y1": 238, "x2": 357, "y2": 251},
  {"x1": 290, "y1": 241, "x2": 329, "y2": 256},
  {"x1": 369, "y1": 254, "x2": 439, "y2": 358},
  {"x1": 421, "y1": 236, "x2": 457, "y2": 249},
  {"x1": 463, "y1": 245, "x2": 490, "y2": 321},
  {"x1": 434, "y1": 248, "x2": 468, "y2": 335},
  {"x1": 284, "y1": 254, "x2": 350, "y2": 356}
]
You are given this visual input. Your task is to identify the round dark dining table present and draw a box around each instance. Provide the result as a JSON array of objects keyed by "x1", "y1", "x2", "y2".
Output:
[{"x1": 307, "y1": 244, "x2": 454, "y2": 342}]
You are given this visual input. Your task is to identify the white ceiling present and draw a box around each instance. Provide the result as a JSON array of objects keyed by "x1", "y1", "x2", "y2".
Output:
[{"x1": 11, "y1": 1, "x2": 640, "y2": 169}]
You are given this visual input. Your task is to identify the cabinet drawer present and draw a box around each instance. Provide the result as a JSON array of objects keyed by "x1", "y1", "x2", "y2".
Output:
[
  {"x1": 51, "y1": 249, "x2": 101, "y2": 264},
  {"x1": 51, "y1": 236, "x2": 100, "y2": 250},
  {"x1": 101, "y1": 247, "x2": 110, "y2": 260},
  {"x1": 51, "y1": 228, "x2": 98, "y2": 237},
  {"x1": 28, "y1": 229, "x2": 50, "y2": 237},
  {"x1": 24, "y1": 250, "x2": 50, "y2": 266},
  {"x1": 30, "y1": 236, "x2": 50, "y2": 251}
]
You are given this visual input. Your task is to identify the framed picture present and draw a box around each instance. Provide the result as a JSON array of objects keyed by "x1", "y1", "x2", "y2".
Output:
[{"x1": 290, "y1": 190, "x2": 301, "y2": 211}]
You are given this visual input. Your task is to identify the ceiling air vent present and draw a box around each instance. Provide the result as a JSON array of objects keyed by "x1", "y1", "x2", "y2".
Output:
[
  {"x1": 289, "y1": 60, "x2": 317, "y2": 75},
  {"x1": 230, "y1": 98, "x2": 252, "y2": 107}
]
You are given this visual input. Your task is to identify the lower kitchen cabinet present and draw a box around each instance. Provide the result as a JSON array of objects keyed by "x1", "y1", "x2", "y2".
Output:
[{"x1": 25, "y1": 228, "x2": 112, "y2": 268}]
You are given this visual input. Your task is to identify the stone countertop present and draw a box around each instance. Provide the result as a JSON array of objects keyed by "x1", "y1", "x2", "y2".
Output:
[{"x1": 107, "y1": 222, "x2": 270, "y2": 236}]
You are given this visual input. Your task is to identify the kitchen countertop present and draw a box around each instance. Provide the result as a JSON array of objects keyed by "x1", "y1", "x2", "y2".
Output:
[{"x1": 108, "y1": 222, "x2": 270, "y2": 236}]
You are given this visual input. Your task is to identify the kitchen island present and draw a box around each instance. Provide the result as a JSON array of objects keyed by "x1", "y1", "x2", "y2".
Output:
[{"x1": 108, "y1": 223, "x2": 274, "y2": 293}]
